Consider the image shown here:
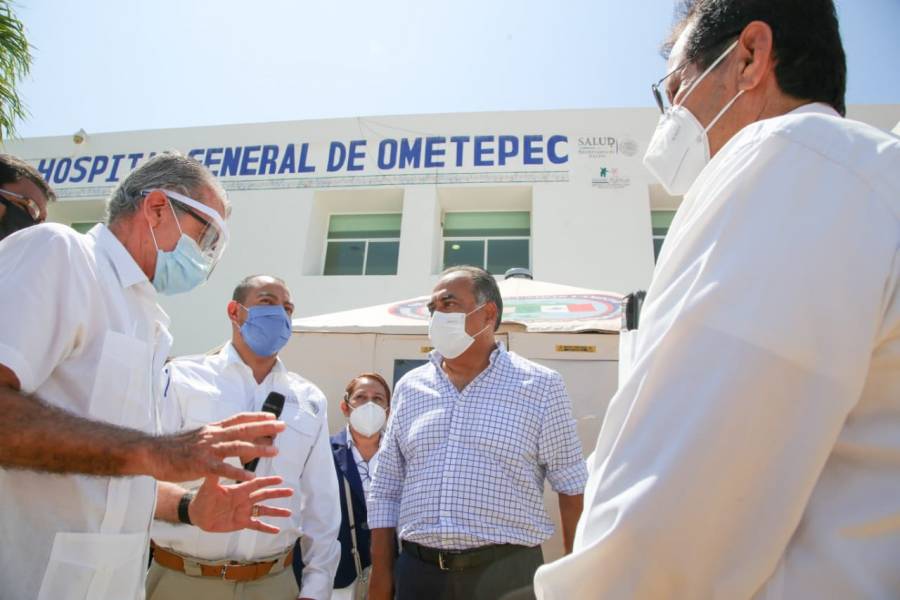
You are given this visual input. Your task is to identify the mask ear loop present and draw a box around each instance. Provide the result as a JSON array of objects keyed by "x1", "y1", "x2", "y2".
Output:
[
  {"x1": 702, "y1": 89, "x2": 746, "y2": 137},
  {"x1": 147, "y1": 197, "x2": 186, "y2": 252}
]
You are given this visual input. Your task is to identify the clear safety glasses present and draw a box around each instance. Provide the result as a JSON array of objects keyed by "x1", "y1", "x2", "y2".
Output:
[{"x1": 141, "y1": 188, "x2": 229, "y2": 266}]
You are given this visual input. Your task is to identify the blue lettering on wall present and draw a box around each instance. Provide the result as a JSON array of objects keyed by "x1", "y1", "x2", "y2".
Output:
[
  {"x1": 523, "y1": 135, "x2": 543, "y2": 165},
  {"x1": 547, "y1": 135, "x2": 567, "y2": 164},
  {"x1": 204, "y1": 148, "x2": 223, "y2": 175},
  {"x1": 105, "y1": 155, "x2": 124, "y2": 182},
  {"x1": 347, "y1": 140, "x2": 366, "y2": 172},
  {"x1": 450, "y1": 136, "x2": 470, "y2": 167},
  {"x1": 70, "y1": 156, "x2": 91, "y2": 183},
  {"x1": 220, "y1": 147, "x2": 243, "y2": 176},
  {"x1": 378, "y1": 139, "x2": 397, "y2": 170},
  {"x1": 259, "y1": 145, "x2": 279, "y2": 175},
  {"x1": 297, "y1": 142, "x2": 315, "y2": 173},
  {"x1": 497, "y1": 135, "x2": 519, "y2": 166},
  {"x1": 474, "y1": 136, "x2": 494, "y2": 167},
  {"x1": 398, "y1": 138, "x2": 422, "y2": 169},
  {"x1": 278, "y1": 144, "x2": 296, "y2": 174},
  {"x1": 53, "y1": 158, "x2": 72, "y2": 184},
  {"x1": 239, "y1": 145, "x2": 261, "y2": 176},
  {"x1": 327, "y1": 142, "x2": 347, "y2": 172},
  {"x1": 30, "y1": 134, "x2": 571, "y2": 186},
  {"x1": 424, "y1": 137, "x2": 446, "y2": 168}
]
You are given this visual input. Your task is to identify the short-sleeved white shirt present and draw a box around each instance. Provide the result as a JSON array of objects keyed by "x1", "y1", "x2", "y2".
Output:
[{"x1": 0, "y1": 223, "x2": 172, "y2": 600}]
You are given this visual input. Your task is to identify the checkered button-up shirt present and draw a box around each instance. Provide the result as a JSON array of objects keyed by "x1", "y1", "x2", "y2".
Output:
[{"x1": 368, "y1": 343, "x2": 587, "y2": 550}]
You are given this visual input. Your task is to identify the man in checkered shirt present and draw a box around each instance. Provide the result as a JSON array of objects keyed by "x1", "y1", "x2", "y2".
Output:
[{"x1": 368, "y1": 265, "x2": 587, "y2": 600}]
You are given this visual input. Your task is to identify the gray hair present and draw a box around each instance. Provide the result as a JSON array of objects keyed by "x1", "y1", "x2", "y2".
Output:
[
  {"x1": 440, "y1": 265, "x2": 503, "y2": 331},
  {"x1": 105, "y1": 152, "x2": 228, "y2": 224}
]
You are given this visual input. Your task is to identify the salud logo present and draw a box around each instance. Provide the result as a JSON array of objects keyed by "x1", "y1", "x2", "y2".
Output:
[
  {"x1": 592, "y1": 166, "x2": 631, "y2": 190},
  {"x1": 577, "y1": 135, "x2": 640, "y2": 158}
]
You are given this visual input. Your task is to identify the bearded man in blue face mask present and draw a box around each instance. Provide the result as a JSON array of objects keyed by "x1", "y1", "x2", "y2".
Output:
[
  {"x1": 151, "y1": 274, "x2": 341, "y2": 600},
  {"x1": 535, "y1": 1, "x2": 900, "y2": 599}
]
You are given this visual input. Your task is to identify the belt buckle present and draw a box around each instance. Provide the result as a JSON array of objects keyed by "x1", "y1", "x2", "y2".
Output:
[
  {"x1": 219, "y1": 563, "x2": 232, "y2": 580},
  {"x1": 438, "y1": 552, "x2": 449, "y2": 571}
]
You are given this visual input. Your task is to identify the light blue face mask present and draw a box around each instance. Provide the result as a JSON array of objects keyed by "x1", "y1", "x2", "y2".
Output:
[
  {"x1": 150, "y1": 206, "x2": 213, "y2": 295},
  {"x1": 239, "y1": 304, "x2": 292, "y2": 357}
]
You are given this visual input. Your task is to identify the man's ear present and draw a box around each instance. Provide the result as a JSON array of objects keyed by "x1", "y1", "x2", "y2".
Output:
[
  {"x1": 736, "y1": 20, "x2": 774, "y2": 92},
  {"x1": 142, "y1": 190, "x2": 169, "y2": 228},
  {"x1": 340, "y1": 398, "x2": 351, "y2": 418},
  {"x1": 485, "y1": 301, "x2": 499, "y2": 330},
  {"x1": 226, "y1": 300, "x2": 242, "y2": 325}
]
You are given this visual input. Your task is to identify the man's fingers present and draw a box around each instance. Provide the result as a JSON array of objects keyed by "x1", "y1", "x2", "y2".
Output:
[
  {"x1": 252, "y1": 504, "x2": 293, "y2": 519},
  {"x1": 217, "y1": 420, "x2": 287, "y2": 442},
  {"x1": 209, "y1": 460, "x2": 255, "y2": 482},
  {"x1": 231, "y1": 475, "x2": 285, "y2": 493},
  {"x1": 214, "y1": 412, "x2": 277, "y2": 428},
  {"x1": 246, "y1": 519, "x2": 282, "y2": 534},
  {"x1": 247, "y1": 487, "x2": 294, "y2": 504},
  {"x1": 212, "y1": 441, "x2": 279, "y2": 461}
]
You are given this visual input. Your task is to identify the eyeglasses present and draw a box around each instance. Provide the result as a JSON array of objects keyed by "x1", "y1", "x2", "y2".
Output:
[
  {"x1": 347, "y1": 391, "x2": 389, "y2": 409},
  {"x1": 650, "y1": 35, "x2": 741, "y2": 114},
  {"x1": 0, "y1": 188, "x2": 42, "y2": 222},
  {"x1": 140, "y1": 188, "x2": 229, "y2": 265},
  {"x1": 651, "y1": 58, "x2": 692, "y2": 114}
]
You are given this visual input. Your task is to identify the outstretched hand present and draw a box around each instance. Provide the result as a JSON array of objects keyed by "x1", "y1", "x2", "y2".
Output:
[
  {"x1": 190, "y1": 474, "x2": 293, "y2": 534},
  {"x1": 147, "y1": 412, "x2": 287, "y2": 482}
]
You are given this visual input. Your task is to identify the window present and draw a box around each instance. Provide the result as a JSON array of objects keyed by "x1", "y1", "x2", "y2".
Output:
[
  {"x1": 651, "y1": 210, "x2": 676, "y2": 261},
  {"x1": 442, "y1": 211, "x2": 530, "y2": 274},
  {"x1": 70, "y1": 222, "x2": 99, "y2": 234},
  {"x1": 323, "y1": 213, "x2": 401, "y2": 275}
]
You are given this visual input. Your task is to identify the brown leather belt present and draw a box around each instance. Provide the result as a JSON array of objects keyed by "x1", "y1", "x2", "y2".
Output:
[{"x1": 151, "y1": 542, "x2": 293, "y2": 582}]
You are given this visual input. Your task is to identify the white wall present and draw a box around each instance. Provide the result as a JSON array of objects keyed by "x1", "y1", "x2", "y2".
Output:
[{"x1": 4, "y1": 104, "x2": 898, "y2": 354}]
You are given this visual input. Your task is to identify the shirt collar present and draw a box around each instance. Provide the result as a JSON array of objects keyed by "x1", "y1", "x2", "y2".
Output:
[
  {"x1": 787, "y1": 102, "x2": 841, "y2": 118},
  {"x1": 220, "y1": 341, "x2": 287, "y2": 375},
  {"x1": 88, "y1": 223, "x2": 149, "y2": 289},
  {"x1": 429, "y1": 341, "x2": 507, "y2": 370}
]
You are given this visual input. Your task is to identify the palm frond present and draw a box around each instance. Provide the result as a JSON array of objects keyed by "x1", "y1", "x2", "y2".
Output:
[{"x1": 0, "y1": 0, "x2": 31, "y2": 140}]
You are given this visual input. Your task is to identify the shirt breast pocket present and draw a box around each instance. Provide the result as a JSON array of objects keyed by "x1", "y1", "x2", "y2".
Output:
[
  {"x1": 89, "y1": 331, "x2": 152, "y2": 431},
  {"x1": 274, "y1": 409, "x2": 319, "y2": 481}
]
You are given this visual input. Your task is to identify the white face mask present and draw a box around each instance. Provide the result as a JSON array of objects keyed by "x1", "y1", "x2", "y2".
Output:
[
  {"x1": 428, "y1": 303, "x2": 490, "y2": 359},
  {"x1": 349, "y1": 401, "x2": 387, "y2": 437},
  {"x1": 643, "y1": 39, "x2": 744, "y2": 196}
]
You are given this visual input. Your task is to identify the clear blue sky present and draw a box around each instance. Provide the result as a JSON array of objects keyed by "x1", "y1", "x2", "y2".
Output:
[{"x1": 14, "y1": 0, "x2": 900, "y2": 138}]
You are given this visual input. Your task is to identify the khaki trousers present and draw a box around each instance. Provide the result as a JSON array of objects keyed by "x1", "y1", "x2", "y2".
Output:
[{"x1": 146, "y1": 560, "x2": 300, "y2": 600}]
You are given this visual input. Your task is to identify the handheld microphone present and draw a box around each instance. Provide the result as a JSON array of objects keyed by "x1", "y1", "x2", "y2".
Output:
[{"x1": 244, "y1": 392, "x2": 286, "y2": 472}]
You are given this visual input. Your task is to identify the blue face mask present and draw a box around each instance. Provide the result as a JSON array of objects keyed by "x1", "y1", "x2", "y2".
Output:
[
  {"x1": 239, "y1": 304, "x2": 292, "y2": 357},
  {"x1": 149, "y1": 204, "x2": 213, "y2": 295},
  {"x1": 152, "y1": 234, "x2": 211, "y2": 295}
]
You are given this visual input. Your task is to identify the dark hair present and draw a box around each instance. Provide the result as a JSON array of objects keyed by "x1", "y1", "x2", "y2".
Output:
[
  {"x1": 440, "y1": 265, "x2": 503, "y2": 331},
  {"x1": 232, "y1": 274, "x2": 287, "y2": 304},
  {"x1": 344, "y1": 372, "x2": 392, "y2": 404},
  {"x1": 667, "y1": 0, "x2": 846, "y2": 116},
  {"x1": 0, "y1": 154, "x2": 56, "y2": 202}
]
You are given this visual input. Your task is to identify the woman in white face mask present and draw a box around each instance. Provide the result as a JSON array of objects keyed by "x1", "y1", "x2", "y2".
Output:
[{"x1": 326, "y1": 372, "x2": 393, "y2": 600}]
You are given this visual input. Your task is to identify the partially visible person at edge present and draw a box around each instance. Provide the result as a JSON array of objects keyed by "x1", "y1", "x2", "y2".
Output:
[
  {"x1": 0, "y1": 153, "x2": 55, "y2": 241},
  {"x1": 150, "y1": 274, "x2": 340, "y2": 600},
  {"x1": 534, "y1": 1, "x2": 900, "y2": 598},
  {"x1": 368, "y1": 265, "x2": 587, "y2": 600},
  {"x1": 294, "y1": 371, "x2": 394, "y2": 600},
  {"x1": 0, "y1": 153, "x2": 292, "y2": 600}
]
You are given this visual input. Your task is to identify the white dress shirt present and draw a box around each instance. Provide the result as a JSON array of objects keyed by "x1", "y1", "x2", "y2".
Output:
[
  {"x1": 0, "y1": 223, "x2": 172, "y2": 600},
  {"x1": 346, "y1": 426, "x2": 380, "y2": 501},
  {"x1": 153, "y1": 343, "x2": 340, "y2": 600},
  {"x1": 534, "y1": 104, "x2": 900, "y2": 599}
]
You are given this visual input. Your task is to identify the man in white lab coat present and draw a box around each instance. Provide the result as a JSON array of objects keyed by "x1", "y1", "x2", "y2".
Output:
[
  {"x1": 0, "y1": 154, "x2": 292, "y2": 600},
  {"x1": 534, "y1": 1, "x2": 900, "y2": 598}
]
